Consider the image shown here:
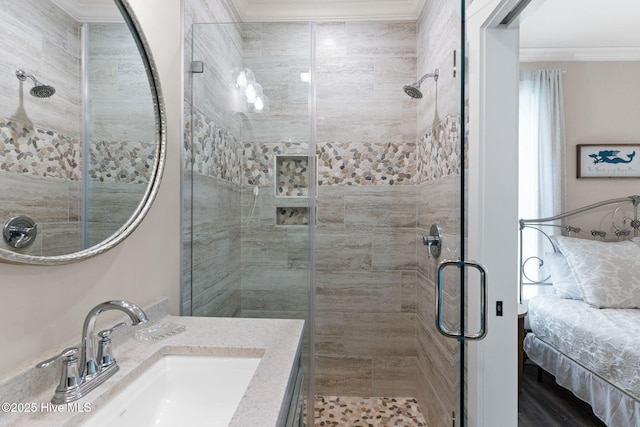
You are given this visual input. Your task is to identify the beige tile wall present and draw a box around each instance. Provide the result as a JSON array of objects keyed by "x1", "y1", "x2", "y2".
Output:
[
  {"x1": 1, "y1": 6, "x2": 160, "y2": 256},
  {"x1": 183, "y1": 0, "x2": 242, "y2": 316},
  {"x1": 85, "y1": 23, "x2": 157, "y2": 247},
  {"x1": 0, "y1": 0, "x2": 81, "y2": 137},
  {"x1": 0, "y1": 0, "x2": 83, "y2": 255},
  {"x1": 182, "y1": 1, "x2": 465, "y2": 410},
  {"x1": 415, "y1": 0, "x2": 464, "y2": 425},
  {"x1": 237, "y1": 22, "x2": 311, "y2": 322},
  {"x1": 313, "y1": 21, "x2": 421, "y2": 397},
  {"x1": 314, "y1": 185, "x2": 419, "y2": 396}
]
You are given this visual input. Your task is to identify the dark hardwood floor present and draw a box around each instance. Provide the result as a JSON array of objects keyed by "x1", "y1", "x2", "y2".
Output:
[{"x1": 519, "y1": 362, "x2": 607, "y2": 427}]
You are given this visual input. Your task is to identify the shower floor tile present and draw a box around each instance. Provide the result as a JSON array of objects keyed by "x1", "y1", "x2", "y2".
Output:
[{"x1": 314, "y1": 395, "x2": 428, "y2": 426}]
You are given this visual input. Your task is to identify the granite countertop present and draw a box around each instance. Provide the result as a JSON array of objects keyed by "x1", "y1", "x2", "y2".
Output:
[{"x1": 0, "y1": 300, "x2": 305, "y2": 427}]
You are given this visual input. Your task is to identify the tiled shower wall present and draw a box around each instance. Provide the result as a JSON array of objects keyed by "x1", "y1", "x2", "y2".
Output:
[
  {"x1": 313, "y1": 21, "x2": 420, "y2": 397},
  {"x1": 415, "y1": 1, "x2": 465, "y2": 427},
  {"x1": 188, "y1": 18, "x2": 424, "y2": 395},
  {"x1": 183, "y1": 1, "x2": 465, "y2": 417},
  {"x1": 1, "y1": 2, "x2": 159, "y2": 257},
  {"x1": 238, "y1": 23, "x2": 311, "y2": 320},
  {"x1": 85, "y1": 23, "x2": 157, "y2": 246},
  {"x1": 0, "y1": 0, "x2": 82, "y2": 256},
  {"x1": 183, "y1": 0, "x2": 315, "y2": 319},
  {"x1": 185, "y1": 10, "x2": 244, "y2": 317}
]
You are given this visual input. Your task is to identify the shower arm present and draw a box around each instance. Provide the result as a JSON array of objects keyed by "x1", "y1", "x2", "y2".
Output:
[
  {"x1": 416, "y1": 70, "x2": 439, "y2": 85},
  {"x1": 16, "y1": 69, "x2": 39, "y2": 85}
]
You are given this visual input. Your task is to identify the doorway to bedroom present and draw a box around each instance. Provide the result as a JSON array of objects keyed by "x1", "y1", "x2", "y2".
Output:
[{"x1": 517, "y1": 1, "x2": 640, "y2": 425}]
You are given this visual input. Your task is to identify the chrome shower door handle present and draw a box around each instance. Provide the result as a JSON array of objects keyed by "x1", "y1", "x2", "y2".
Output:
[{"x1": 436, "y1": 259, "x2": 488, "y2": 340}]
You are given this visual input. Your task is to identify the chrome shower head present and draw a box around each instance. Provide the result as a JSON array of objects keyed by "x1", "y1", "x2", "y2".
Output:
[
  {"x1": 16, "y1": 69, "x2": 56, "y2": 98},
  {"x1": 403, "y1": 83, "x2": 423, "y2": 99},
  {"x1": 403, "y1": 69, "x2": 439, "y2": 99},
  {"x1": 30, "y1": 84, "x2": 56, "y2": 98}
]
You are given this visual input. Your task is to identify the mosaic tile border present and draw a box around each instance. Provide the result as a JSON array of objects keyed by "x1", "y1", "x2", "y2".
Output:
[
  {"x1": 187, "y1": 110, "x2": 464, "y2": 187},
  {"x1": 417, "y1": 113, "x2": 461, "y2": 184},
  {"x1": 189, "y1": 109, "x2": 243, "y2": 184},
  {"x1": 244, "y1": 142, "x2": 309, "y2": 186},
  {"x1": 0, "y1": 117, "x2": 81, "y2": 181},
  {"x1": 314, "y1": 396, "x2": 427, "y2": 427},
  {"x1": 1, "y1": 117, "x2": 158, "y2": 184},
  {"x1": 88, "y1": 140, "x2": 155, "y2": 184},
  {"x1": 317, "y1": 142, "x2": 417, "y2": 186}
]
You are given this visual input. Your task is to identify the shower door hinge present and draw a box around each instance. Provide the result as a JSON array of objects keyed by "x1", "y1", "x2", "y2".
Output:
[
  {"x1": 191, "y1": 61, "x2": 204, "y2": 74},
  {"x1": 452, "y1": 410, "x2": 456, "y2": 427}
]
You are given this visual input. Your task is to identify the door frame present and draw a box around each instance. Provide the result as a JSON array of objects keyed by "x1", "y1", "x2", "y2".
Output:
[{"x1": 466, "y1": 0, "x2": 537, "y2": 425}]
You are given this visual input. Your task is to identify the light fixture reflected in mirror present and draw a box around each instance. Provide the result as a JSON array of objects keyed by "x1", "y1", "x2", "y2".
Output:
[
  {"x1": 232, "y1": 67, "x2": 268, "y2": 113},
  {"x1": 246, "y1": 82, "x2": 262, "y2": 103},
  {"x1": 233, "y1": 67, "x2": 255, "y2": 89},
  {"x1": 254, "y1": 94, "x2": 268, "y2": 112}
]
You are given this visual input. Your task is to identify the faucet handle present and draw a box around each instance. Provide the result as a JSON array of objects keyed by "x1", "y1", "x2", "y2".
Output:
[
  {"x1": 97, "y1": 322, "x2": 126, "y2": 368},
  {"x1": 36, "y1": 347, "x2": 81, "y2": 398},
  {"x1": 98, "y1": 322, "x2": 127, "y2": 339},
  {"x1": 36, "y1": 347, "x2": 79, "y2": 368}
]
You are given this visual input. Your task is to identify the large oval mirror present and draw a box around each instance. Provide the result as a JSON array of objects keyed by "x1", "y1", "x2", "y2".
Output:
[{"x1": 0, "y1": 0, "x2": 165, "y2": 264}]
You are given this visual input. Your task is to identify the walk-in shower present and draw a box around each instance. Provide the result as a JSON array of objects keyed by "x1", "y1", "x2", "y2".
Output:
[
  {"x1": 15, "y1": 69, "x2": 56, "y2": 98},
  {"x1": 185, "y1": 7, "x2": 465, "y2": 426},
  {"x1": 403, "y1": 68, "x2": 439, "y2": 99}
]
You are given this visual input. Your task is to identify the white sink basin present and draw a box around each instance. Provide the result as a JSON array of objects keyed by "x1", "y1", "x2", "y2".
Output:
[{"x1": 80, "y1": 355, "x2": 261, "y2": 427}]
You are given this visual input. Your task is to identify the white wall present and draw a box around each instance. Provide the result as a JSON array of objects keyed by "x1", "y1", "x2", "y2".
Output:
[
  {"x1": 0, "y1": 0, "x2": 182, "y2": 376},
  {"x1": 468, "y1": 1, "x2": 520, "y2": 425},
  {"x1": 521, "y1": 61, "x2": 640, "y2": 231}
]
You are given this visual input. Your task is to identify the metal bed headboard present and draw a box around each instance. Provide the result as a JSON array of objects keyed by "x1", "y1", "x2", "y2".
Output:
[{"x1": 518, "y1": 195, "x2": 640, "y2": 302}]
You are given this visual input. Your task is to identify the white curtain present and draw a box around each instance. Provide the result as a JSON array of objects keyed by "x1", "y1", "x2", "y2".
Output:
[
  {"x1": 519, "y1": 69, "x2": 566, "y2": 293},
  {"x1": 519, "y1": 69, "x2": 565, "y2": 220}
]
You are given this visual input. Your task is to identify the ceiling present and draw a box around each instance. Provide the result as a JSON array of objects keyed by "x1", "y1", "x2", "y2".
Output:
[
  {"x1": 53, "y1": 0, "x2": 121, "y2": 22},
  {"x1": 231, "y1": 0, "x2": 639, "y2": 60},
  {"x1": 231, "y1": 0, "x2": 426, "y2": 21},
  {"x1": 68, "y1": 0, "x2": 639, "y2": 60},
  {"x1": 519, "y1": 0, "x2": 640, "y2": 61}
]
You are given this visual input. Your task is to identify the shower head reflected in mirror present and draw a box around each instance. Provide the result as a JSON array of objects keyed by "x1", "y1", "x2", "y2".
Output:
[
  {"x1": 403, "y1": 69, "x2": 439, "y2": 99},
  {"x1": 15, "y1": 69, "x2": 56, "y2": 98}
]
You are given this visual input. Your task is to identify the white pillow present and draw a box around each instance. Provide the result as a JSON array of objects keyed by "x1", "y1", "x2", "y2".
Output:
[
  {"x1": 545, "y1": 252, "x2": 583, "y2": 300},
  {"x1": 552, "y1": 235, "x2": 640, "y2": 308}
]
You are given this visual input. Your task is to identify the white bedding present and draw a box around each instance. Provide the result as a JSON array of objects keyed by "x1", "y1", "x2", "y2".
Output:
[{"x1": 527, "y1": 294, "x2": 640, "y2": 400}]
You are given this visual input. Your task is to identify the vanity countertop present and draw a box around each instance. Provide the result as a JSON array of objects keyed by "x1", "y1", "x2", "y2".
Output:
[{"x1": 0, "y1": 311, "x2": 305, "y2": 427}]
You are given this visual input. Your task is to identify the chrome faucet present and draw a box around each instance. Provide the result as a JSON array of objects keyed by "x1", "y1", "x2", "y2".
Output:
[{"x1": 37, "y1": 300, "x2": 148, "y2": 404}]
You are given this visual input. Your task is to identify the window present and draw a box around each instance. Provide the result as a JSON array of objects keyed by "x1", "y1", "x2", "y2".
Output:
[{"x1": 519, "y1": 69, "x2": 566, "y2": 299}]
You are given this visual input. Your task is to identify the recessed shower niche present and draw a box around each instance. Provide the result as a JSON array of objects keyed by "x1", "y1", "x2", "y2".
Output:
[
  {"x1": 275, "y1": 154, "x2": 309, "y2": 197},
  {"x1": 275, "y1": 154, "x2": 311, "y2": 226},
  {"x1": 276, "y1": 207, "x2": 309, "y2": 226}
]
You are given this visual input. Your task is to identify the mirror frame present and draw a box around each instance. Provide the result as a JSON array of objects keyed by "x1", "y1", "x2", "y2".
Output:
[{"x1": 0, "y1": 0, "x2": 166, "y2": 265}]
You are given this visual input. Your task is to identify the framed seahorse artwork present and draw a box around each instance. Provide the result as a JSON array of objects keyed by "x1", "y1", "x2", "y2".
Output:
[{"x1": 577, "y1": 144, "x2": 640, "y2": 178}]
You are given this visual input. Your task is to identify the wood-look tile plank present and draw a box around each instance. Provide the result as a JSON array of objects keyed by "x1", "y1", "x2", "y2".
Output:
[{"x1": 519, "y1": 363, "x2": 606, "y2": 427}]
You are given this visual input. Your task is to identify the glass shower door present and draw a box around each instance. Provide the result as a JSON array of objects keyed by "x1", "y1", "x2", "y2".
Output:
[
  {"x1": 419, "y1": 1, "x2": 487, "y2": 426},
  {"x1": 187, "y1": 21, "x2": 313, "y2": 426}
]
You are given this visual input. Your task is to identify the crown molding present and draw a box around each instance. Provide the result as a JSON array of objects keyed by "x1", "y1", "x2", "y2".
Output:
[
  {"x1": 50, "y1": 0, "x2": 123, "y2": 23},
  {"x1": 232, "y1": 0, "x2": 426, "y2": 22},
  {"x1": 230, "y1": 0, "x2": 249, "y2": 20},
  {"x1": 521, "y1": 47, "x2": 640, "y2": 62}
]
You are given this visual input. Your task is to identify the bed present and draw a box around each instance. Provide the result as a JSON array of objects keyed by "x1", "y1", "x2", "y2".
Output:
[{"x1": 520, "y1": 195, "x2": 640, "y2": 427}]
